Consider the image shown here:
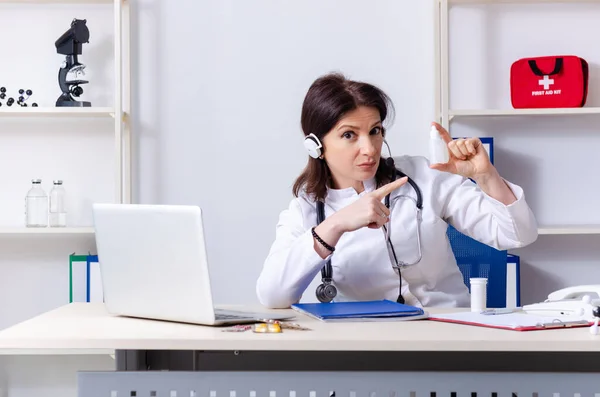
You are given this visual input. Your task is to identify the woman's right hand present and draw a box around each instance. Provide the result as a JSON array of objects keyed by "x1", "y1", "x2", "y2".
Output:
[
  {"x1": 332, "y1": 176, "x2": 408, "y2": 232},
  {"x1": 312, "y1": 176, "x2": 408, "y2": 258}
]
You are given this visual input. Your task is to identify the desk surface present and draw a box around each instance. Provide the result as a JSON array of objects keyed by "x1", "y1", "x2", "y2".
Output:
[{"x1": 0, "y1": 303, "x2": 599, "y2": 355}]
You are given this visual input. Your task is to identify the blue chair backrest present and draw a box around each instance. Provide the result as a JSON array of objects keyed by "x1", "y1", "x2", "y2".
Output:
[{"x1": 446, "y1": 225, "x2": 513, "y2": 308}]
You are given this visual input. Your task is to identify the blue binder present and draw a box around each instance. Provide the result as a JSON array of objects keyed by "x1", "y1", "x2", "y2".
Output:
[{"x1": 291, "y1": 300, "x2": 425, "y2": 322}]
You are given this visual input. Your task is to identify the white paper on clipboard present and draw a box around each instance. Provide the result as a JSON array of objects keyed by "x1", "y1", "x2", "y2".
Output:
[{"x1": 429, "y1": 311, "x2": 590, "y2": 331}]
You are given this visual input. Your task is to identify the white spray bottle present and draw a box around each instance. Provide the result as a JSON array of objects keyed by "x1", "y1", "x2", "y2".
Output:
[{"x1": 429, "y1": 125, "x2": 449, "y2": 164}]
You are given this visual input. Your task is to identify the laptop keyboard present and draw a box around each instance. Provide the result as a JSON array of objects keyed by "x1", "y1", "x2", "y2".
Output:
[
  {"x1": 215, "y1": 313, "x2": 247, "y2": 320},
  {"x1": 214, "y1": 309, "x2": 251, "y2": 320}
]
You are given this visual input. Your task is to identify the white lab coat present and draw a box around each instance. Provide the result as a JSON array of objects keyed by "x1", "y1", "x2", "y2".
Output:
[{"x1": 256, "y1": 155, "x2": 538, "y2": 309}]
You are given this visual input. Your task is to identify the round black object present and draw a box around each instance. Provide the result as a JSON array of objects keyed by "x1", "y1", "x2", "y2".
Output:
[
  {"x1": 316, "y1": 283, "x2": 337, "y2": 303},
  {"x1": 71, "y1": 86, "x2": 83, "y2": 97}
]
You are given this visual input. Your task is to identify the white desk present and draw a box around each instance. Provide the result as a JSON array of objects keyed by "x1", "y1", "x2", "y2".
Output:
[
  {"x1": 0, "y1": 302, "x2": 598, "y2": 353},
  {"x1": 1, "y1": 303, "x2": 600, "y2": 397}
]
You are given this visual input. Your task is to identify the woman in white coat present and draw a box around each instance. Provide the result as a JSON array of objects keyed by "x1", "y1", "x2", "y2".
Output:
[{"x1": 256, "y1": 73, "x2": 538, "y2": 309}]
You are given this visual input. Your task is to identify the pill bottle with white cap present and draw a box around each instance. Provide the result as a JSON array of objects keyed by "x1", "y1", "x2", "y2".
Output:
[
  {"x1": 429, "y1": 125, "x2": 449, "y2": 164},
  {"x1": 470, "y1": 277, "x2": 487, "y2": 312}
]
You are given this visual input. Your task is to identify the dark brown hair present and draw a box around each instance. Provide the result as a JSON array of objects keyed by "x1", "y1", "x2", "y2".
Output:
[{"x1": 292, "y1": 72, "x2": 396, "y2": 201}]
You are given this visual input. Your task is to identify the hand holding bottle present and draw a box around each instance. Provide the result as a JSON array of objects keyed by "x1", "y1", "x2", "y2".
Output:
[{"x1": 428, "y1": 122, "x2": 494, "y2": 181}]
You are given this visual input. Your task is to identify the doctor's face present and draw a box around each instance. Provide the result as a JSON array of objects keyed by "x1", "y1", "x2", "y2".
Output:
[{"x1": 322, "y1": 106, "x2": 384, "y2": 192}]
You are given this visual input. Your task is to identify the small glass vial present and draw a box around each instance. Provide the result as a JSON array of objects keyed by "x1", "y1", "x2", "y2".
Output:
[
  {"x1": 25, "y1": 179, "x2": 48, "y2": 227},
  {"x1": 49, "y1": 180, "x2": 67, "y2": 227}
]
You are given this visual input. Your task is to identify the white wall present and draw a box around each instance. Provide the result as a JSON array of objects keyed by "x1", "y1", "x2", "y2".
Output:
[
  {"x1": 133, "y1": 0, "x2": 437, "y2": 304},
  {"x1": 132, "y1": 0, "x2": 600, "y2": 307}
]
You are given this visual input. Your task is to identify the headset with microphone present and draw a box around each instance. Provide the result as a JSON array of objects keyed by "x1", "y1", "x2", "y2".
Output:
[
  {"x1": 304, "y1": 133, "x2": 424, "y2": 304},
  {"x1": 304, "y1": 133, "x2": 324, "y2": 159}
]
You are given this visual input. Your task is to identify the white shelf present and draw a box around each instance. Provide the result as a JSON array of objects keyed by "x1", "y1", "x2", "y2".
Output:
[
  {"x1": 449, "y1": 0, "x2": 600, "y2": 4},
  {"x1": 449, "y1": 108, "x2": 600, "y2": 118},
  {"x1": 0, "y1": 0, "x2": 112, "y2": 4},
  {"x1": 0, "y1": 348, "x2": 114, "y2": 355},
  {"x1": 0, "y1": 107, "x2": 115, "y2": 118},
  {"x1": 0, "y1": 227, "x2": 94, "y2": 235},
  {"x1": 537, "y1": 225, "x2": 600, "y2": 235}
]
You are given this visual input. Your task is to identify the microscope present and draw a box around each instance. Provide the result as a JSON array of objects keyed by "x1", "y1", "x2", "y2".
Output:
[{"x1": 55, "y1": 18, "x2": 91, "y2": 107}]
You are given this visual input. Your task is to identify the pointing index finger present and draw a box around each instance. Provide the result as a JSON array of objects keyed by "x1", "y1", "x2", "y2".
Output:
[{"x1": 372, "y1": 176, "x2": 408, "y2": 200}]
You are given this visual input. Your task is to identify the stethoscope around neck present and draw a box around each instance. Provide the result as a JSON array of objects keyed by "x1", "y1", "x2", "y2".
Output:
[{"x1": 314, "y1": 161, "x2": 424, "y2": 304}]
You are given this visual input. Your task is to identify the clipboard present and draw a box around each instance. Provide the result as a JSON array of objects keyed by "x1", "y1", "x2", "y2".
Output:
[{"x1": 429, "y1": 311, "x2": 592, "y2": 331}]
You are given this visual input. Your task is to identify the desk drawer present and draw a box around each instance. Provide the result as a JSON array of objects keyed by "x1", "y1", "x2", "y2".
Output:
[{"x1": 77, "y1": 371, "x2": 600, "y2": 397}]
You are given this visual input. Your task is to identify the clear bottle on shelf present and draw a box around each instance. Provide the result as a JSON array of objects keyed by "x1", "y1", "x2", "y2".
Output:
[
  {"x1": 25, "y1": 179, "x2": 48, "y2": 227},
  {"x1": 49, "y1": 180, "x2": 67, "y2": 227}
]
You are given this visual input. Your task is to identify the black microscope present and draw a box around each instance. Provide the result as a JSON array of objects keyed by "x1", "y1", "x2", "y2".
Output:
[{"x1": 55, "y1": 18, "x2": 91, "y2": 107}]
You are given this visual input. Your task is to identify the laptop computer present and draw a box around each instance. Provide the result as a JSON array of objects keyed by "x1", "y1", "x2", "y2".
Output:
[{"x1": 92, "y1": 203, "x2": 294, "y2": 326}]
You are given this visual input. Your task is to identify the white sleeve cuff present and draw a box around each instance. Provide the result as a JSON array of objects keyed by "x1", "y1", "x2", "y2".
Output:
[
  {"x1": 482, "y1": 179, "x2": 538, "y2": 246},
  {"x1": 299, "y1": 227, "x2": 333, "y2": 271}
]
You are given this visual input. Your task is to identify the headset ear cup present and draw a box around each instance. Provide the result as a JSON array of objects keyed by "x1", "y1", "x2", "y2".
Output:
[{"x1": 304, "y1": 133, "x2": 323, "y2": 159}]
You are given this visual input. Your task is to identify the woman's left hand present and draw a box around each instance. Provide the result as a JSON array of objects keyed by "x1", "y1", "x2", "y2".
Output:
[{"x1": 428, "y1": 122, "x2": 495, "y2": 181}]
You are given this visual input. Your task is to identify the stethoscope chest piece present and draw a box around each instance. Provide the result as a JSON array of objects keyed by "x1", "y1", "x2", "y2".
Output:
[{"x1": 316, "y1": 278, "x2": 337, "y2": 303}]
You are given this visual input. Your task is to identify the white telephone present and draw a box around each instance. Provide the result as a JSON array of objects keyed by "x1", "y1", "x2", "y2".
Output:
[
  {"x1": 522, "y1": 285, "x2": 600, "y2": 319},
  {"x1": 547, "y1": 285, "x2": 600, "y2": 301}
]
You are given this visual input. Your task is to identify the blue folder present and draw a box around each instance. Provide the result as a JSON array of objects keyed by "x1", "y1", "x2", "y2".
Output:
[{"x1": 291, "y1": 300, "x2": 426, "y2": 322}]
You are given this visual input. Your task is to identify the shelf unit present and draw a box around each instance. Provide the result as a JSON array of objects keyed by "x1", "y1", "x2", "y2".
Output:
[
  {"x1": 448, "y1": 0, "x2": 600, "y2": 3},
  {"x1": 0, "y1": 0, "x2": 112, "y2": 3},
  {"x1": 0, "y1": 0, "x2": 131, "y2": 235},
  {"x1": 449, "y1": 107, "x2": 600, "y2": 120},
  {"x1": 0, "y1": 107, "x2": 116, "y2": 118},
  {"x1": 435, "y1": 0, "x2": 600, "y2": 236},
  {"x1": 0, "y1": 227, "x2": 94, "y2": 235},
  {"x1": 537, "y1": 226, "x2": 600, "y2": 235}
]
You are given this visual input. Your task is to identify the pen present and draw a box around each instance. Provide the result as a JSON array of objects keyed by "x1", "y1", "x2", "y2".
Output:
[{"x1": 481, "y1": 308, "x2": 516, "y2": 315}]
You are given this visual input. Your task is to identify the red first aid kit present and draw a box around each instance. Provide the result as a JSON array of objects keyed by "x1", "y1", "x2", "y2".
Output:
[{"x1": 510, "y1": 55, "x2": 589, "y2": 109}]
